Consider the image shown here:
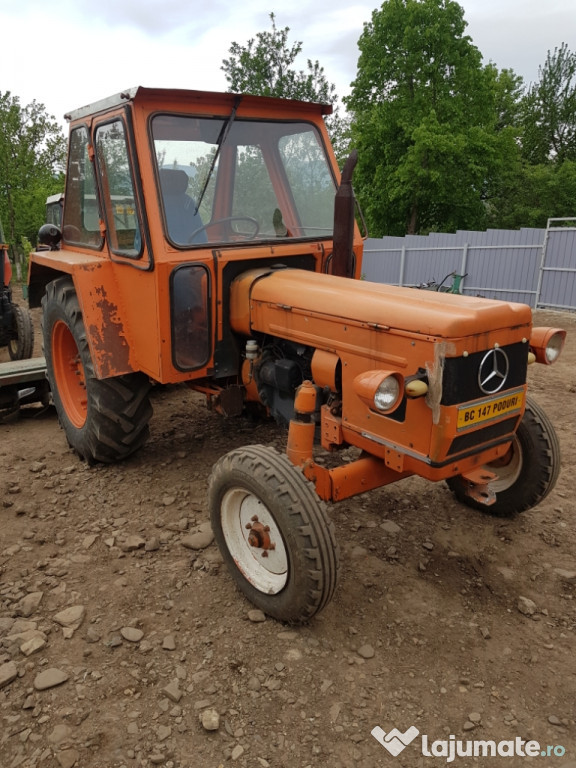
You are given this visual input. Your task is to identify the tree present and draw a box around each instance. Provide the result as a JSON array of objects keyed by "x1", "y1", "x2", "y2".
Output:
[
  {"x1": 488, "y1": 66, "x2": 525, "y2": 133},
  {"x1": 0, "y1": 92, "x2": 66, "y2": 260},
  {"x1": 488, "y1": 45, "x2": 576, "y2": 228},
  {"x1": 221, "y1": 13, "x2": 350, "y2": 163},
  {"x1": 488, "y1": 160, "x2": 576, "y2": 229},
  {"x1": 345, "y1": 0, "x2": 521, "y2": 236},
  {"x1": 521, "y1": 43, "x2": 576, "y2": 165}
]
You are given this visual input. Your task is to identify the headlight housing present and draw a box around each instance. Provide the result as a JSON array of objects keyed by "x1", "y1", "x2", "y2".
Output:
[
  {"x1": 529, "y1": 327, "x2": 566, "y2": 365},
  {"x1": 353, "y1": 370, "x2": 404, "y2": 414}
]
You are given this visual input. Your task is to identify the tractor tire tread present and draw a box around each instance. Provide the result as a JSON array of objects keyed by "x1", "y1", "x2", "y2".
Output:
[
  {"x1": 209, "y1": 444, "x2": 339, "y2": 622},
  {"x1": 43, "y1": 276, "x2": 152, "y2": 464},
  {"x1": 9, "y1": 303, "x2": 34, "y2": 360},
  {"x1": 447, "y1": 396, "x2": 560, "y2": 517}
]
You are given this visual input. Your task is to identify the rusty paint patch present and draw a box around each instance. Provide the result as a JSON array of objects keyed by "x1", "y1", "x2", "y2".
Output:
[
  {"x1": 88, "y1": 295, "x2": 132, "y2": 378},
  {"x1": 78, "y1": 261, "x2": 106, "y2": 274}
]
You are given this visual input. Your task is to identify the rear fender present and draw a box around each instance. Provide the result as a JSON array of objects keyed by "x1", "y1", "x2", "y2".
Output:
[{"x1": 29, "y1": 253, "x2": 136, "y2": 379}]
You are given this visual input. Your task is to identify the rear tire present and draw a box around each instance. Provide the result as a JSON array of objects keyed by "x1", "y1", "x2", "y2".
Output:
[
  {"x1": 8, "y1": 304, "x2": 34, "y2": 360},
  {"x1": 209, "y1": 444, "x2": 339, "y2": 623},
  {"x1": 447, "y1": 397, "x2": 560, "y2": 517},
  {"x1": 42, "y1": 277, "x2": 152, "y2": 463}
]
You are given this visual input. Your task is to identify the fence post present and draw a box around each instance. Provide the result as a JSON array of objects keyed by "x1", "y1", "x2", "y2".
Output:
[
  {"x1": 460, "y1": 243, "x2": 469, "y2": 292},
  {"x1": 399, "y1": 245, "x2": 406, "y2": 287},
  {"x1": 535, "y1": 222, "x2": 551, "y2": 309}
]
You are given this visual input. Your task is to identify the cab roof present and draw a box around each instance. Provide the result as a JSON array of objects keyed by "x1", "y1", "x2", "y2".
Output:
[{"x1": 64, "y1": 86, "x2": 334, "y2": 123}]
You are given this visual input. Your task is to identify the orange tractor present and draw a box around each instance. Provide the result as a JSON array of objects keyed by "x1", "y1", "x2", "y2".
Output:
[{"x1": 29, "y1": 87, "x2": 565, "y2": 622}]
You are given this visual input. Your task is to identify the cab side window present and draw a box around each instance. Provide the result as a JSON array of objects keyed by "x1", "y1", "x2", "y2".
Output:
[
  {"x1": 62, "y1": 126, "x2": 102, "y2": 248},
  {"x1": 95, "y1": 120, "x2": 142, "y2": 258}
]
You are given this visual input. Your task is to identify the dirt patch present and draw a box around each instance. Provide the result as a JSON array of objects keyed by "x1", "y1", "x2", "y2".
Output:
[{"x1": 1, "y1": 303, "x2": 575, "y2": 768}]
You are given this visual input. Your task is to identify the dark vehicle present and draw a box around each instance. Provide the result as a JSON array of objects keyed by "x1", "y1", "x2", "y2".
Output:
[{"x1": 0, "y1": 217, "x2": 34, "y2": 360}]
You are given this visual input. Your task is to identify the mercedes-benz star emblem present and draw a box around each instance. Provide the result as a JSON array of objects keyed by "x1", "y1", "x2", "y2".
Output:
[{"x1": 478, "y1": 348, "x2": 509, "y2": 394}]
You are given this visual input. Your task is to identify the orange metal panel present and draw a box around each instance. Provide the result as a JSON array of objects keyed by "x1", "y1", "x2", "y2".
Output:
[
  {"x1": 301, "y1": 455, "x2": 412, "y2": 503},
  {"x1": 243, "y1": 269, "x2": 532, "y2": 341},
  {"x1": 311, "y1": 349, "x2": 340, "y2": 391},
  {"x1": 320, "y1": 405, "x2": 344, "y2": 451}
]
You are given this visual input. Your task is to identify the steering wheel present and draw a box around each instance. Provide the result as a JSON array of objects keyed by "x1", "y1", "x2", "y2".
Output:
[{"x1": 189, "y1": 216, "x2": 260, "y2": 244}]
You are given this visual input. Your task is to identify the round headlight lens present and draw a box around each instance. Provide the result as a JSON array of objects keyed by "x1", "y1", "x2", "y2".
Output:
[
  {"x1": 374, "y1": 376, "x2": 400, "y2": 412},
  {"x1": 545, "y1": 333, "x2": 563, "y2": 363}
]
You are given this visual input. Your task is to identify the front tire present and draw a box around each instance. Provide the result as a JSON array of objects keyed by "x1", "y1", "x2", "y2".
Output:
[
  {"x1": 43, "y1": 277, "x2": 152, "y2": 463},
  {"x1": 447, "y1": 396, "x2": 560, "y2": 517},
  {"x1": 209, "y1": 445, "x2": 339, "y2": 623},
  {"x1": 8, "y1": 304, "x2": 34, "y2": 360}
]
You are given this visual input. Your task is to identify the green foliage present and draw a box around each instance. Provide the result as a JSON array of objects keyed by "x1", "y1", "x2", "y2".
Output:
[
  {"x1": 221, "y1": 13, "x2": 350, "y2": 164},
  {"x1": 0, "y1": 92, "x2": 66, "y2": 258},
  {"x1": 222, "y1": 13, "x2": 331, "y2": 102},
  {"x1": 487, "y1": 66, "x2": 525, "y2": 132},
  {"x1": 347, "y1": 0, "x2": 482, "y2": 117},
  {"x1": 490, "y1": 160, "x2": 576, "y2": 229},
  {"x1": 489, "y1": 44, "x2": 576, "y2": 227},
  {"x1": 521, "y1": 43, "x2": 576, "y2": 164},
  {"x1": 345, "y1": 0, "x2": 524, "y2": 236}
]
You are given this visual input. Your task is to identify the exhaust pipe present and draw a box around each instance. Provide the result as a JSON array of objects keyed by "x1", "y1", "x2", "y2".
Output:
[{"x1": 331, "y1": 149, "x2": 358, "y2": 279}]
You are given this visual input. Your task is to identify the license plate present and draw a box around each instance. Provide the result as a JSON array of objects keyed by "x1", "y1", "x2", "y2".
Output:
[{"x1": 457, "y1": 389, "x2": 524, "y2": 430}]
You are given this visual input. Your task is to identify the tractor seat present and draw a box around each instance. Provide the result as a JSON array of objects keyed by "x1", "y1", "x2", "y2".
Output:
[{"x1": 159, "y1": 168, "x2": 206, "y2": 244}]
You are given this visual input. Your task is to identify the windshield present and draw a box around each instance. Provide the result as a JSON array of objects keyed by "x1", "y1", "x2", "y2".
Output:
[{"x1": 151, "y1": 114, "x2": 336, "y2": 247}]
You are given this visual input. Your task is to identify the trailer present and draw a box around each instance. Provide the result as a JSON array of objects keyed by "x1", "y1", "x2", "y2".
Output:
[{"x1": 0, "y1": 356, "x2": 50, "y2": 418}]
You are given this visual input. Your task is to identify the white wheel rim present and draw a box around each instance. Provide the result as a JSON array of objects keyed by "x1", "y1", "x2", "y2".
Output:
[
  {"x1": 220, "y1": 487, "x2": 288, "y2": 595},
  {"x1": 488, "y1": 436, "x2": 523, "y2": 492}
]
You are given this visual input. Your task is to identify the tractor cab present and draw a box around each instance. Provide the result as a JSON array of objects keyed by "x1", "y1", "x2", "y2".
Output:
[{"x1": 32, "y1": 87, "x2": 362, "y2": 389}]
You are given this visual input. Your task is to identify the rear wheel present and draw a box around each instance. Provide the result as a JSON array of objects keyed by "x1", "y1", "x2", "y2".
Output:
[
  {"x1": 447, "y1": 397, "x2": 560, "y2": 517},
  {"x1": 8, "y1": 304, "x2": 34, "y2": 360},
  {"x1": 42, "y1": 277, "x2": 152, "y2": 463},
  {"x1": 209, "y1": 444, "x2": 339, "y2": 623}
]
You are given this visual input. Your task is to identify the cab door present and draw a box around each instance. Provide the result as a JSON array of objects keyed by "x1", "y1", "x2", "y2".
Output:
[{"x1": 93, "y1": 109, "x2": 153, "y2": 271}]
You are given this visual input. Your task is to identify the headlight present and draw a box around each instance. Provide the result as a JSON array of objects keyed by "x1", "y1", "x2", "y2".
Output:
[
  {"x1": 529, "y1": 328, "x2": 566, "y2": 365},
  {"x1": 544, "y1": 333, "x2": 564, "y2": 363},
  {"x1": 353, "y1": 370, "x2": 404, "y2": 414},
  {"x1": 374, "y1": 377, "x2": 400, "y2": 411}
]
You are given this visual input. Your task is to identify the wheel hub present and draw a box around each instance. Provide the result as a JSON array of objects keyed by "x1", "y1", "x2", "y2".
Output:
[
  {"x1": 219, "y1": 488, "x2": 288, "y2": 593},
  {"x1": 246, "y1": 516, "x2": 277, "y2": 556}
]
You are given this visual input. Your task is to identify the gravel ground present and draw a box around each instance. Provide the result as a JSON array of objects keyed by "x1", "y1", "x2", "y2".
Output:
[{"x1": 1, "y1": 306, "x2": 575, "y2": 768}]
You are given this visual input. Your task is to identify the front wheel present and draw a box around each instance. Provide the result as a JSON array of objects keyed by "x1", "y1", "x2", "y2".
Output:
[
  {"x1": 8, "y1": 304, "x2": 34, "y2": 360},
  {"x1": 42, "y1": 277, "x2": 152, "y2": 463},
  {"x1": 209, "y1": 445, "x2": 339, "y2": 623},
  {"x1": 447, "y1": 396, "x2": 560, "y2": 517}
]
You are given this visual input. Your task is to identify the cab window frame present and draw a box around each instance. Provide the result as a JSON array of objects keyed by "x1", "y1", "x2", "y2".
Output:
[
  {"x1": 61, "y1": 124, "x2": 103, "y2": 250},
  {"x1": 93, "y1": 116, "x2": 144, "y2": 260}
]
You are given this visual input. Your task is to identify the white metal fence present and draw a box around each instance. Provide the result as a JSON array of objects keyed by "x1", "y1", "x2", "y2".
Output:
[{"x1": 362, "y1": 218, "x2": 576, "y2": 311}]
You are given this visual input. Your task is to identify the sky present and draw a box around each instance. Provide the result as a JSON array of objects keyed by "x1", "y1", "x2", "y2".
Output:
[{"x1": 1, "y1": 0, "x2": 575, "y2": 131}]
